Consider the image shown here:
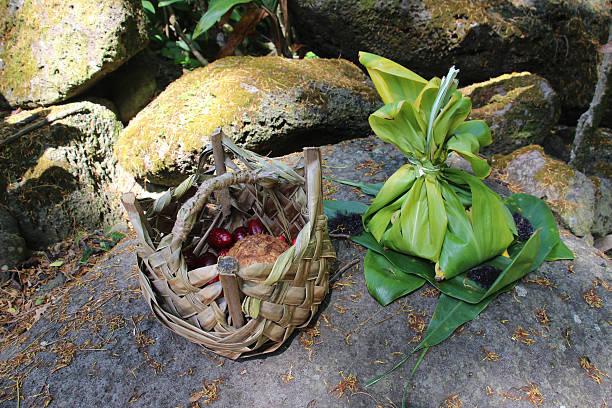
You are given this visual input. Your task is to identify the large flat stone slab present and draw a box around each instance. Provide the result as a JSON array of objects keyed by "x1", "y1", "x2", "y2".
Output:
[{"x1": 0, "y1": 137, "x2": 609, "y2": 407}]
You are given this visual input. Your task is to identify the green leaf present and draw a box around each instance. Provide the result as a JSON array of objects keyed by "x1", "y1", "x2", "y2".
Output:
[
  {"x1": 381, "y1": 176, "x2": 447, "y2": 263},
  {"x1": 437, "y1": 170, "x2": 515, "y2": 280},
  {"x1": 431, "y1": 91, "x2": 471, "y2": 154},
  {"x1": 158, "y1": 0, "x2": 185, "y2": 6},
  {"x1": 453, "y1": 120, "x2": 492, "y2": 148},
  {"x1": 193, "y1": 0, "x2": 251, "y2": 39},
  {"x1": 35, "y1": 297, "x2": 44, "y2": 306},
  {"x1": 49, "y1": 260, "x2": 64, "y2": 267},
  {"x1": 142, "y1": 0, "x2": 155, "y2": 14},
  {"x1": 414, "y1": 285, "x2": 514, "y2": 352},
  {"x1": 445, "y1": 133, "x2": 491, "y2": 178},
  {"x1": 358, "y1": 52, "x2": 428, "y2": 104},
  {"x1": 504, "y1": 193, "x2": 574, "y2": 265},
  {"x1": 366, "y1": 281, "x2": 516, "y2": 389},
  {"x1": 323, "y1": 175, "x2": 383, "y2": 196},
  {"x1": 323, "y1": 200, "x2": 368, "y2": 219},
  {"x1": 353, "y1": 228, "x2": 541, "y2": 305},
  {"x1": 107, "y1": 232, "x2": 125, "y2": 244},
  {"x1": 364, "y1": 250, "x2": 426, "y2": 306},
  {"x1": 368, "y1": 101, "x2": 427, "y2": 158},
  {"x1": 426, "y1": 68, "x2": 459, "y2": 158},
  {"x1": 545, "y1": 240, "x2": 574, "y2": 261},
  {"x1": 80, "y1": 247, "x2": 94, "y2": 264}
]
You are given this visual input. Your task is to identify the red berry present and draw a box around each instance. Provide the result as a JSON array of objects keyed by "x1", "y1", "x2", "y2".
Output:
[
  {"x1": 248, "y1": 219, "x2": 266, "y2": 235},
  {"x1": 208, "y1": 228, "x2": 233, "y2": 249},
  {"x1": 183, "y1": 252, "x2": 199, "y2": 269},
  {"x1": 277, "y1": 234, "x2": 287, "y2": 243},
  {"x1": 197, "y1": 252, "x2": 218, "y2": 267},
  {"x1": 232, "y1": 226, "x2": 250, "y2": 242},
  {"x1": 291, "y1": 237, "x2": 297, "y2": 246},
  {"x1": 218, "y1": 248, "x2": 229, "y2": 257}
]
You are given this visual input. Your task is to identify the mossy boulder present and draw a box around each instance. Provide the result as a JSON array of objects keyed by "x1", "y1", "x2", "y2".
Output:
[
  {"x1": 461, "y1": 72, "x2": 560, "y2": 156},
  {"x1": 1, "y1": 101, "x2": 126, "y2": 248},
  {"x1": 493, "y1": 145, "x2": 596, "y2": 237},
  {"x1": 115, "y1": 56, "x2": 381, "y2": 185},
  {"x1": 0, "y1": 0, "x2": 148, "y2": 108},
  {"x1": 289, "y1": 0, "x2": 611, "y2": 124}
]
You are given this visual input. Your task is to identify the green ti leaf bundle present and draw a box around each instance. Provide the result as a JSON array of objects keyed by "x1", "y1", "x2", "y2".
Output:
[{"x1": 359, "y1": 52, "x2": 516, "y2": 281}]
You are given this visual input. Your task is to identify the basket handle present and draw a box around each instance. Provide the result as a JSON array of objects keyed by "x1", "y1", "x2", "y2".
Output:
[
  {"x1": 170, "y1": 170, "x2": 267, "y2": 251},
  {"x1": 303, "y1": 147, "x2": 325, "y2": 260}
]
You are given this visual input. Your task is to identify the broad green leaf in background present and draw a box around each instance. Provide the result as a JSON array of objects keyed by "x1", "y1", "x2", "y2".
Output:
[
  {"x1": 323, "y1": 200, "x2": 369, "y2": 219},
  {"x1": 323, "y1": 176, "x2": 383, "y2": 196},
  {"x1": 364, "y1": 250, "x2": 426, "y2": 306},
  {"x1": 193, "y1": 0, "x2": 251, "y2": 39},
  {"x1": 359, "y1": 52, "x2": 428, "y2": 105},
  {"x1": 158, "y1": 0, "x2": 185, "y2": 6},
  {"x1": 142, "y1": 0, "x2": 155, "y2": 14}
]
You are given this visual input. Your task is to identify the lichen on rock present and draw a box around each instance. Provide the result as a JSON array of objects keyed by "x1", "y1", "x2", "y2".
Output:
[
  {"x1": 461, "y1": 72, "x2": 560, "y2": 156},
  {"x1": 493, "y1": 145, "x2": 596, "y2": 237},
  {"x1": 0, "y1": 0, "x2": 148, "y2": 108},
  {"x1": 1, "y1": 100, "x2": 126, "y2": 248},
  {"x1": 115, "y1": 56, "x2": 381, "y2": 185}
]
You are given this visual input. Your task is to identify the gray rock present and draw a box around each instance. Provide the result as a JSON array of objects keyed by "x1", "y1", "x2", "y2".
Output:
[
  {"x1": 494, "y1": 145, "x2": 596, "y2": 237},
  {"x1": 461, "y1": 72, "x2": 560, "y2": 156},
  {"x1": 2, "y1": 100, "x2": 126, "y2": 248},
  {"x1": 115, "y1": 56, "x2": 381, "y2": 185},
  {"x1": 0, "y1": 0, "x2": 149, "y2": 108},
  {"x1": 107, "y1": 53, "x2": 157, "y2": 123},
  {"x1": 289, "y1": 0, "x2": 612, "y2": 125},
  {"x1": 0, "y1": 137, "x2": 609, "y2": 408},
  {"x1": 0, "y1": 208, "x2": 28, "y2": 281},
  {"x1": 580, "y1": 127, "x2": 612, "y2": 179},
  {"x1": 592, "y1": 177, "x2": 612, "y2": 238}
]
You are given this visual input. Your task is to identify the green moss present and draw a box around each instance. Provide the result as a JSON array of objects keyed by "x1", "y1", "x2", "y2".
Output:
[
  {"x1": 0, "y1": 0, "x2": 39, "y2": 101},
  {"x1": 422, "y1": 0, "x2": 523, "y2": 43},
  {"x1": 116, "y1": 56, "x2": 378, "y2": 179},
  {"x1": 533, "y1": 155, "x2": 575, "y2": 195},
  {"x1": 491, "y1": 144, "x2": 546, "y2": 170},
  {"x1": 0, "y1": 0, "x2": 147, "y2": 106}
]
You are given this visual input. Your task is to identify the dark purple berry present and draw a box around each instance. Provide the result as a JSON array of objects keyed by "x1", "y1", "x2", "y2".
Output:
[
  {"x1": 467, "y1": 265, "x2": 502, "y2": 289},
  {"x1": 513, "y1": 212, "x2": 534, "y2": 242}
]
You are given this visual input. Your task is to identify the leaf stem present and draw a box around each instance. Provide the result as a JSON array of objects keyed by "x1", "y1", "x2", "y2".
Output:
[{"x1": 426, "y1": 67, "x2": 459, "y2": 162}]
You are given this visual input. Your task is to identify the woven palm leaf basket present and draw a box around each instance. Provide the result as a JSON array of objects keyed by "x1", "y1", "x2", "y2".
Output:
[{"x1": 121, "y1": 131, "x2": 335, "y2": 359}]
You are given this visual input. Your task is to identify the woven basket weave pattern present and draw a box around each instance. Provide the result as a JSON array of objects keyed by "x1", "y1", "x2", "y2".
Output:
[{"x1": 123, "y1": 137, "x2": 335, "y2": 359}]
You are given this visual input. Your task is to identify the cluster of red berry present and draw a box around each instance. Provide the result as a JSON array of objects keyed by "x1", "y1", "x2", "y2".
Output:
[{"x1": 182, "y1": 219, "x2": 294, "y2": 272}]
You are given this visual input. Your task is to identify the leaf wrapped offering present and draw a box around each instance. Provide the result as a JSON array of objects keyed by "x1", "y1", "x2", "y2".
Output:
[{"x1": 359, "y1": 52, "x2": 517, "y2": 281}]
